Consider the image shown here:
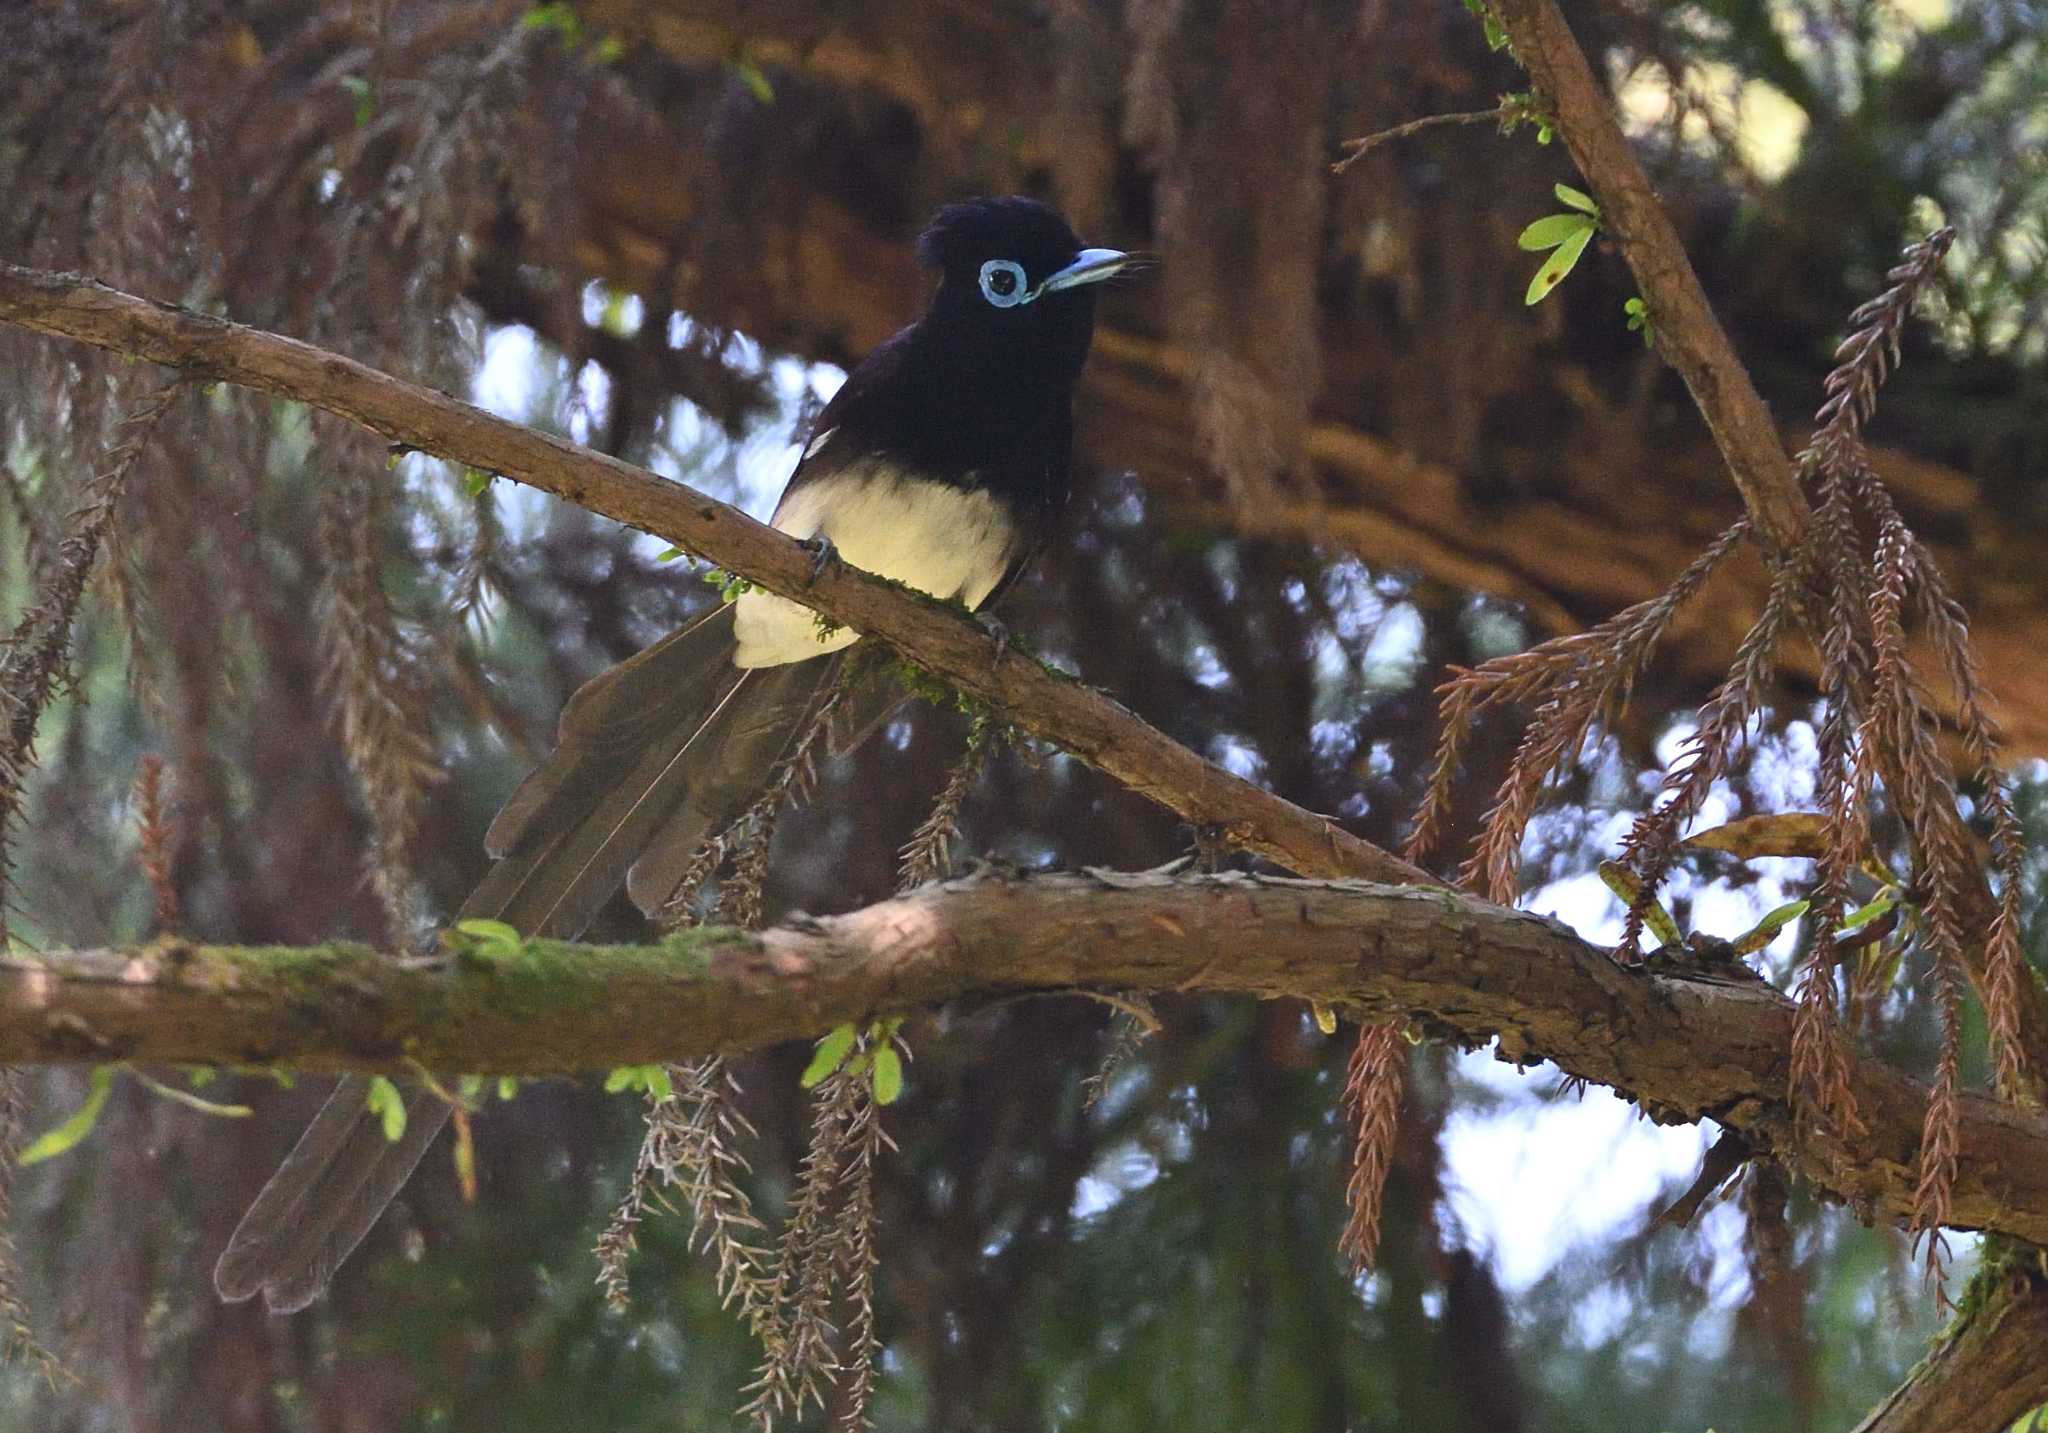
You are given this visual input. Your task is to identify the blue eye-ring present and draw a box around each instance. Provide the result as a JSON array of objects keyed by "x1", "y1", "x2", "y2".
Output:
[{"x1": 978, "y1": 259, "x2": 1032, "y2": 308}]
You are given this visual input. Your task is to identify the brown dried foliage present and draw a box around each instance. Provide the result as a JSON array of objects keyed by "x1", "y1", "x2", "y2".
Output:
[
  {"x1": 1339, "y1": 1022, "x2": 1405, "y2": 1273},
  {"x1": 595, "y1": 1059, "x2": 778, "y2": 1328},
  {"x1": 0, "y1": 379, "x2": 182, "y2": 944},
  {"x1": 1403, "y1": 515, "x2": 1753, "y2": 886},
  {"x1": 741, "y1": 1063, "x2": 863, "y2": 1429},
  {"x1": 317, "y1": 458, "x2": 445, "y2": 942},
  {"x1": 716, "y1": 683, "x2": 847, "y2": 930},
  {"x1": 898, "y1": 713, "x2": 995, "y2": 889},
  {"x1": 131, "y1": 755, "x2": 178, "y2": 934},
  {"x1": 617, "y1": 675, "x2": 905, "y2": 1429},
  {"x1": 1406, "y1": 229, "x2": 2031, "y2": 1289}
]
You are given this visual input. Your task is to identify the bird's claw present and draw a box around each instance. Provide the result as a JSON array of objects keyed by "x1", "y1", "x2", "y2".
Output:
[
  {"x1": 804, "y1": 535, "x2": 839, "y2": 586},
  {"x1": 977, "y1": 613, "x2": 1010, "y2": 666},
  {"x1": 1191, "y1": 822, "x2": 1233, "y2": 874}
]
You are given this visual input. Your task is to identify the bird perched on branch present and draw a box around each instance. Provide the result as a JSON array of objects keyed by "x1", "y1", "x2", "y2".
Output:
[{"x1": 216, "y1": 196, "x2": 1137, "y2": 1313}]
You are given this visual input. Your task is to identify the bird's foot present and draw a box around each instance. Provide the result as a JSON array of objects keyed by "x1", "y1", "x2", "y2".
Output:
[
  {"x1": 977, "y1": 612, "x2": 1011, "y2": 666},
  {"x1": 1191, "y1": 822, "x2": 1234, "y2": 874},
  {"x1": 804, "y1": 535, "x2": 840, "y2": 586}
]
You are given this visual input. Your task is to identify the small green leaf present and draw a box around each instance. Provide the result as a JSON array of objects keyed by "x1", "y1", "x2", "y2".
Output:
[
  {"x1": 604, "y1": 1066, "x2": 635, "y2": 1093},
  {"x1": 656, "y1": 546, "x2": 685, "y2": 562},
  {"x1": 1597, "y1": 860, "x2": 1683, "y2": 947},
  {"x1": 19, "y1": 1067, "x2": 115, "y2": 1165},
  {"x1": 729, "y1": 57, "x2": 775, "y2": 103},
  {"x1": 1624, "y1": 297, "x2": 1656, "y2": 347},
  {"x1": 1837, "y1": 889, "x2": 1900, "y2": 936},
  {"x1": 872, "y1": 1045, "x2": 904, "y2": 1105},
  {"x1": 186, "y1": 1066, "x2": 218, "y2": 1089},
  {"x1": 366, "y1": 1076, "x2": 407, "y2": 1142},
  {"x1": 497, "y1": 1076, "x2": 520, "y2": 1102},
  {"x1": 1859, "y1": 938, "x2": 1905, "y2": 991},
  {"x1": 339, "y1": 74, "x2": 373, "y2": 127},
  {"x1": 1730, "y1": 898, "x2": 1810, "y2": 955},
  {"x1": 521, "y1": 4, "x2": 581, "y2": 40},
  {"x1": 1518, "y1": 213, "x2": 1595, "y2": 251},
  {"x1": 458, "y1": 1074, "x2": 485, "y2": 1102},
  {"x1": 463, "y1": 467, "x2": 493, "y2": 497},
  {"x1": 592, "y1": 34, "x2": 626, "y2": 64},
  {"x1": 1554, "y1": 183, "x2": 1598, "y2": 215},
  {"x1": 645, "y1": 1065, "x2": 673, "y2": 1101},
  {"x1": 130, "y1": 1069, "x2": 253, "y2": 1117},
  {"x1": 801, "y1": 1024, "x2": 859, "y2": 1088},
  {"x1": 1311, "y1": 1001, "x2": 1338, "y2": 1035},
  {"x1": 1524, "y1": 224, "x2": 1593, "y2": 305},
  {"x1": 452, "y1": 917, "x2": 527, "y2": 961}
]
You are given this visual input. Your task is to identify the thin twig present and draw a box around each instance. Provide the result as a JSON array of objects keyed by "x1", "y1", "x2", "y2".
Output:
[{"x1": 1332, "y1": 105, "x2": 1509, "y2": 173}]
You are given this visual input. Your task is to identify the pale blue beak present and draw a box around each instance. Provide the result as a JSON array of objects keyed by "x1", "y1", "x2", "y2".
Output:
[{"x1": 1036, "y1": 247, "x2": 1135, "y2": 297}]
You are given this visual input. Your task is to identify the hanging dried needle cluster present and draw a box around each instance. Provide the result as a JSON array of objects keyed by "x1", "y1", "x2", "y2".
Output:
[
  {"x1": 131, "y1": 755, "x2": 178, "y2": 934},
  {"x1": 594, "y1": 1045, "x2": 900, "y2": 1430},
  {"x1": 716, "y1": 683, "x2": 846, "y2": 930},
  {"x1": 1402, "y1": 228, "x2": 2036, "y2": 1292},
  {"x1": 898, "y1": 712, "x2": 995, "y2": 889},
  {"x1": 0, "y1": 378, "x2": 175, "y2": 1387},
  {"x1": 316, "y1": 461, "x2": 445, "y2": 942},
  {"x1": 0, "y1": 378, "x2": 183, "y2": 941},
  {"x1": 1339, "y1": 1021, "x2": 1406, "y2": 1272},
  {"x1": 741, "y1": 1056, "x2": 898, "y2": 1432},
  {"x1": 607, "y1": 676, "x2": 937, "y2": 1429},
  {"x1": 595, "y1": 1058, "x2": 775, "y2": 1325}
]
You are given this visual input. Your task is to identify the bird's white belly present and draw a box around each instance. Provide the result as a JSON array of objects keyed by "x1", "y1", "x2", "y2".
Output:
[{"x1": 731, "y1": 464, "x2": 1019, "y2": 668}]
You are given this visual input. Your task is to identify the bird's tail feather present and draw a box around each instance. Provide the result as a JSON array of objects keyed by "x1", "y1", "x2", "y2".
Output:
[{"x1": 216, "y1": 604, "x2": 837, "y2": 1312}]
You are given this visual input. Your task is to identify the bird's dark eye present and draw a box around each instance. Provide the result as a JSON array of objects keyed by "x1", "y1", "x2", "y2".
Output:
[{"x1": 978, "y1": 259, "x2": 1031, "y2": 308}]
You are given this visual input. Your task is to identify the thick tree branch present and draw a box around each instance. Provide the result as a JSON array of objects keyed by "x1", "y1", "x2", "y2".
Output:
[
  {"x1": 8, "y1": 870, "x2": 2048, "y2": 1248},
  {"x1": 0, "y1": 262, "x2": 1424, "y2": 887}
]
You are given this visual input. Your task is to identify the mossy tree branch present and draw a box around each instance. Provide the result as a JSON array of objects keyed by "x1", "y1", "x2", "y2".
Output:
[
  {"x1": 8, "y1": 870, "x2": 2048, "y2": 1250},
  {"x1": 1851, "y1": 1242, "x2": 2048, "y2": 1433}
]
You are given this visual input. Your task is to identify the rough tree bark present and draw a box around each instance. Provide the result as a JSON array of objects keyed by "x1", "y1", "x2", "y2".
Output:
[{"x1": 9, "y1": 870, "x2": 2048, "y2": 1258}]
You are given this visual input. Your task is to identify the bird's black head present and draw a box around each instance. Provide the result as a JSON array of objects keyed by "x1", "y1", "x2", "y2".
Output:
[{"x1": 914, "y1": 196, "x2": 1132, "y2": 389}]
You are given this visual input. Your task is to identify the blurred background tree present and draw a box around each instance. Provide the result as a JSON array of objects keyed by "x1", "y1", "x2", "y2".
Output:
[{"x1": 2, "y1": 0, "x2": 2044, "y2": 1429}]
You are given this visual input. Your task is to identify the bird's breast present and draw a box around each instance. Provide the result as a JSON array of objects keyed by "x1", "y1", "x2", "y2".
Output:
[{"x1": 731, "y1": 462, "x2": 1024, "y2": 668}]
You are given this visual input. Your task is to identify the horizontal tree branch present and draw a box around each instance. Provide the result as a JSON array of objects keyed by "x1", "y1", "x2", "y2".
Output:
[
  {"x1": 0, "y1": 261, "x2": 1423, "y2": 889},
  {"x1": 8, "y1": 870, "x2": 2048, "y2": 1248}
]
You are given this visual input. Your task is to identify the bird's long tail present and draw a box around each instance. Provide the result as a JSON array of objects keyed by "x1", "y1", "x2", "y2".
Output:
[{"x1": 215, "y1": 604, "x2": 837, "y2": 1312}]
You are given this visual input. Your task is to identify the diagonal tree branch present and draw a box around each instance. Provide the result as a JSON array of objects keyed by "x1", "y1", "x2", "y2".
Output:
[
  {"x1": 7, "y1": 870, "x2": 2048, "y2": 1250},
  {"x1": 1851, "y1": 1241, "x2": 2048, "y2": 1433},
  {"x1": 1481, "y1": 4, "x2": 2048, "y2": 1425},
  {"x1": 0, "y1": 261, "x2": 1425, "y2": 890},
  {"x1": 1487, "y1": 0, "x2": 1810, "y2": 556}
]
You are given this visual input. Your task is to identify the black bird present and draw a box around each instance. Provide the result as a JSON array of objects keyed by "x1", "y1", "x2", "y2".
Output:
[{"x1": 215, "y1": 196, "x2": 1135, "y2": 1313}]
